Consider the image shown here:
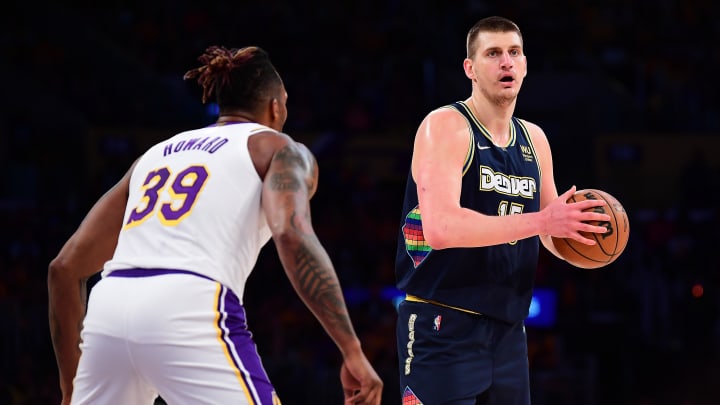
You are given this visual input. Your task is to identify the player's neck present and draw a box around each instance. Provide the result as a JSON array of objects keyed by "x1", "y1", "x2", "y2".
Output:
[
  {"x1": 216, "y1": 113, "x2": 255, "y2": 125},
  {"x1": 466, "y1": 96, "x2": 514, "y2": 146}
]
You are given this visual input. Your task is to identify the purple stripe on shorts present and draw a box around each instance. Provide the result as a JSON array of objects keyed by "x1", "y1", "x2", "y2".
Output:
[
  {"x1": 106, "y1": 268, "x2": 215, "y2": 282},
  {"x1": 216, "y1": 285, "x2": 275, "y2": 404}
]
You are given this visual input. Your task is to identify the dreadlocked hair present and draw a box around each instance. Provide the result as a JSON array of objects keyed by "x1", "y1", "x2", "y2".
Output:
[{"x1": 184, "y1": 45, "x2": 282, "y2": 111}]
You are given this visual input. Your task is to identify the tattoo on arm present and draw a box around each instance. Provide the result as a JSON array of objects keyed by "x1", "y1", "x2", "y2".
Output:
[
  {"x1": 269, "y1": 145, "x2": 348, "y2": 334},
  {"x1": 267, "y1": 145, "x2": 311, "y2": 192},
  {"x1": 268, "y1": 172, "x2": 302, "y2": 191},
  {"x1": 294, "y1": 242, "x2": 353, "y2": 336},
  {"x1": 274, "y1": 145, "x2": 307, "y2": 168}
]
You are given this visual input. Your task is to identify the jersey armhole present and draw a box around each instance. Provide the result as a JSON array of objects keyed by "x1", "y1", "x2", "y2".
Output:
[
  {"x1": 514, "y1": 118, "x2": 542, "y2": 180},
  {"x1": 441, "y1": 104, "x2": 475, "y2": 177}
]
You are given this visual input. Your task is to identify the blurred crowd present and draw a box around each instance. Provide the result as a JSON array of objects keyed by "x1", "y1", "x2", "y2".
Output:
[{"x1": 2, "y1": 0, "x2": 719, "y2": 404}]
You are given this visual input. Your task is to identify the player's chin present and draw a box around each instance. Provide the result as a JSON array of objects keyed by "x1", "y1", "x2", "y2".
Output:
[{"x1": 497, "y1": 85, "x2": 519, "y2": 97}]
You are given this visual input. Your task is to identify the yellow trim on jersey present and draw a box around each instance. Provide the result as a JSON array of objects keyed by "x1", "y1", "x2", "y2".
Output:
[
  {"x1": 441, "y1": 105, "x2": 475, "y2": 176},
  {"x1": 405, "y1": 294, "x2": 484, "y2": 316},
  {"x1": 462, "y1": 125, "x2": 474, "y2": 176},
  {"x1": 515, "y1": 118, "x2": 542, "y2": 180},
  {"x1": 457, "y1": 101, "x2": 516, "y2": 147},
  {"x1": 249, "y1": 126, "x2": 272, "y2": 134},
  {"x1": 214, "y1": 284, "x2": 256, "y2": 405}
]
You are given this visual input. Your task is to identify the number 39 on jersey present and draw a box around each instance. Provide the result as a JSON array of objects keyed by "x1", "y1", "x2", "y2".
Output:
[{"x1": 124, "y1": 165, "x2": 210, "y2": 229}]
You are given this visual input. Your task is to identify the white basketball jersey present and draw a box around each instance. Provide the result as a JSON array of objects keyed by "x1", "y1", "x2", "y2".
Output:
[{"x1": 104, "y1": 122, "x2": 275, "y2": 301}]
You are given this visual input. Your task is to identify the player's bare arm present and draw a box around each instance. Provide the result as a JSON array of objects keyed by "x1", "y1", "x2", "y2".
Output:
[
  {"x1": 411, "y1": 108, "x2": 470, "y2": 248},
  {"x1": 414, "y1": 110, "x2": 610, "y2": 249},
  {"x1": 413, "y1": 107, "x2": 550, "y2": 248},
  {"x1": 261, "y1": 141, "x2": 357, "y2": 342},
  {"x1": 260, "y1": 138, "x2": 382, "y2": 404},
  {"x1": 412, "y1": 109, "x2": 554, "y2": 248},
  {"x1": 48, "y1": 160, "x2": 136, "y2": 402}
]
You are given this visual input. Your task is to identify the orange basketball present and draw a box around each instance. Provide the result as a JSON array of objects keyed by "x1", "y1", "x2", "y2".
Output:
[{"x1": 551, "y1": 189, "x2": 630, "y2": 269}]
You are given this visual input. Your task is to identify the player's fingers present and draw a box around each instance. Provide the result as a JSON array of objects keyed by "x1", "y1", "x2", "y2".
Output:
[
  {"x1": 345, "y1": 390, "x2": 365, "y2": 404},
  {"x1": 581, "y1": 223, "x2": 608, "y2": 234},
  {"x1": 346, "y1": 386, "x2": 382, "y2": 405},
  {"x1": 559, "y1": 185, "x2": 576, "y2": 201},
  {"x1": 576, "y1": 208, "x2": 611, "y2": 222},
  {"x1": 568, "y1": 232, "x2": 598, "y2": 245},
  {"x1": 572, "y1": 198, "x2": 607, "y2": 210},
  {"x1": 367, "y1": 384, "x2": 383, "y2": 405},
  {"x1": 346, "y1": 393, "x2": 379, "y2": 405}
]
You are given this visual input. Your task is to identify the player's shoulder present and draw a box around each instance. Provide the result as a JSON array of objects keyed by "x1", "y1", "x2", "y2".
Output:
[
  {"x1": 249, "y1": 129, "x2": 313, "y2": 161},
  {"x1": 419, "y1": 104, "x2": 469, "y2": 133},
  {"x1": 515, "y1": 117, "x2": 542, "y2": 133},
  {"x1": 251, "y1": 129, "x2": 300, "y2": 149},
  {"x1": 426, "y1": 103, "x2": 466, "y2": 120},
  {"x1": 515, "y1": 118, "x2": 548, "y2": 143}
]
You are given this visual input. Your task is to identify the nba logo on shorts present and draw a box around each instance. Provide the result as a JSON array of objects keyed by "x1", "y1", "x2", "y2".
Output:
[{"x1": 433, "y1": 315, "x2": 442, "y2": 331}]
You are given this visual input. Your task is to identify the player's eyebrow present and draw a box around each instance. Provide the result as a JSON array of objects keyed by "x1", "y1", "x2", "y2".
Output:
[{"x1": 484, "y1": 45, "x2": 522, "y2": 53}]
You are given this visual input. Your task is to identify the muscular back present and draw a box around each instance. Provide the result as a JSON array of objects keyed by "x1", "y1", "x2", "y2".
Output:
[{"x1": 104, "y1": 123, "x2": 310, "y2": 301}]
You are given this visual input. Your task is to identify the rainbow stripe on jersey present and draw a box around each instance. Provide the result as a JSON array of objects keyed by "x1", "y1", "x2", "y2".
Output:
[{"x1": 402, "y1": 206, "x2": 431, "y2": 267}]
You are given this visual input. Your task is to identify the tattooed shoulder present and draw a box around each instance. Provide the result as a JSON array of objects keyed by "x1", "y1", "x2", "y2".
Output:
[{"x1": 273, "y1": 144, "x2": 307, "y2": 169}]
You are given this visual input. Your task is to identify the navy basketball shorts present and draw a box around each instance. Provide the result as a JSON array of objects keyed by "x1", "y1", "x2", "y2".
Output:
[
  {"x1": 396, "y1": 299, "x2": 530, "y2": 404},
  {"x1": 72, "y1": 269, "x2": 281, "y2": 405}
]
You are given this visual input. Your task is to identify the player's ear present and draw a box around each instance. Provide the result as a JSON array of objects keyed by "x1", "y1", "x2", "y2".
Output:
[
  {"x1": 270, "y1": 98, "x2": 280, "y2": 121},
  {"x1": 463, "y1": 58, "x2": 476, "y2": 82},
  {"x1": 266, "y1": 98, "x2": 283, "y2": 130}
]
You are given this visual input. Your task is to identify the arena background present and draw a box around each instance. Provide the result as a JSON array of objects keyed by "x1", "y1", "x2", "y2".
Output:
[{"x1": 2, "y1": 1, "x2": 719, "y2": 403}]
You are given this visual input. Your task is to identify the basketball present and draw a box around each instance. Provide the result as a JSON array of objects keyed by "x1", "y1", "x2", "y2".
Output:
[{"x1": 551, "y1": 188, "x2": 630, "y2": 269}]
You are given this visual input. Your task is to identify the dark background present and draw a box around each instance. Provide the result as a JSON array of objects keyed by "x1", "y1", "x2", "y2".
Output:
[{"x1": 2, "y1": 0, "x2": 719, "y2": 404}]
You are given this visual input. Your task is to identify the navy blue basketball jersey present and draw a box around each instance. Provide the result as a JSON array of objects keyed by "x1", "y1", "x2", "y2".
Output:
[{"x1": 395, "y1": 101, "x2": 542, "y2": 323}]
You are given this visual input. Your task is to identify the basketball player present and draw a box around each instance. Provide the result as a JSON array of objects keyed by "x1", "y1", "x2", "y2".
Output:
[
  {"x1": 395, "y1": 17, "x2": 610, "y2": 404},
  {"x1": 48, "y1": 46, "x2": 382, "y2": 405}
]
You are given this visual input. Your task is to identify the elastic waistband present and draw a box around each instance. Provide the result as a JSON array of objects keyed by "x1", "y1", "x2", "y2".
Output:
[
  {"x1": 106, "y1": 268, "x2": 215, "y2": 282},
  {"x1": 405, "y1": 294, "x2": 484, "y2": 316}
]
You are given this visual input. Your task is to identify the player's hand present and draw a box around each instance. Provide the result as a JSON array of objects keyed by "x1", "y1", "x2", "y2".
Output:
[
  {"x1": 542, "y1": 186, "x2": 611, "y2": 245},
  {"x1": 340, "y1": 351, "x2": 383, "y2": 405}
]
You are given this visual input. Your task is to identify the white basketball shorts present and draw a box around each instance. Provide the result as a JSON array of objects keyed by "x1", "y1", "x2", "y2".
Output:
[{"x1": 71, "y1": 269, "x2": 281, "y2": 405}]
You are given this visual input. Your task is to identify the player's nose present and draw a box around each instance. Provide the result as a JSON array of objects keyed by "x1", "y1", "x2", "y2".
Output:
[{"x1": 500, "y1": 52, "x2": 513, "y2": 67}]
